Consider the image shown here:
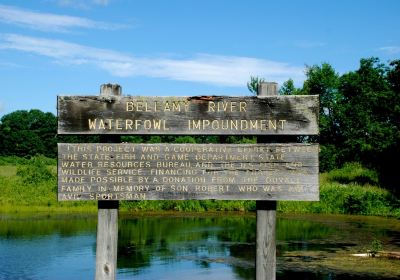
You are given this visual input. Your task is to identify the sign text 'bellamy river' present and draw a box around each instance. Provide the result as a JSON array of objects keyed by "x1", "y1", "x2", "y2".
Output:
[{"x1": 58, "y1": 95, "x2": 319, "y2": 135}]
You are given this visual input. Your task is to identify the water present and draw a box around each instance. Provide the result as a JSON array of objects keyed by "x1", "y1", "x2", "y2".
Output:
[{"x1": 0, "y1": 213, "x2": 399, "y2": 280}]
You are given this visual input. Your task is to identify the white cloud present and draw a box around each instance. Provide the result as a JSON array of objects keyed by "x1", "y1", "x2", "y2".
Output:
[
  {"x1": 0, "y1": 4, "x2": 125, "y2": 32},
  {"x1": 0, "y1": 34, "x2": 304, "y2": 87},
  {"x1": 0, "y1": 101, "x2": 5, "y2": 113},
  {"x1": 379, "y1": 46, "x2": 400, "y2": 55}
]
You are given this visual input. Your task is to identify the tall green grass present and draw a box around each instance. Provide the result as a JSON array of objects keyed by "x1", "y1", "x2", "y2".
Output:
[
  {"x1": 120, "y1": 200, "x2": 256, "y2": 212},
  {"x1": 279, "y1": 163, "x2": 400, "y2": 217},
  {"x1": 0, "y1": 157, "x2": 399, "y2": 217},
  {"x1": 0, "y1": 166, "x2": 16, "y2": 177},
  {"x1": 279, "y1": 183, "x2": 400, "y2": 217},
  {"x1": 0, "y1": 155, "x2": 96, "y2": 213},
  {"x1": 0, "y1": 155, "x2": 56, "y2": 166},
  {"x1": 324, "y1": 162, "x2": 379, "y2": 185}
]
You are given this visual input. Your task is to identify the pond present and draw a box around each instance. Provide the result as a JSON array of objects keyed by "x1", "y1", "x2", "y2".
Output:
[{"x1": 0, "y1": 213, "x2": 399, "y2": 280}]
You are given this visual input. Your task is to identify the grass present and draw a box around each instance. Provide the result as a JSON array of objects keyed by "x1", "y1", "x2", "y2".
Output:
[
  {"x1": 0, "y1": 155, "x2": 56, "y2": 166},
  {"x1": 278, "y1": 183, "x2": 400, "y2": 217},
  {"x1": 0, "y1": 155, "x2": 97, "y2": 213},
  {"x1": 279, "y1": 163, "x2": 400, "y2": 217},
  {"x1": 0, "y1": 157, "x2": 399, "y2": 217},
  {"x1": 120, "y1": 200, "x2": 256, "y2": 212},
  {"x1": 324, "y1": 162, "x2": 379, "y2": 185},
  {"x1": 0, "y1": 166, "x2": 16, "y2": 177}
]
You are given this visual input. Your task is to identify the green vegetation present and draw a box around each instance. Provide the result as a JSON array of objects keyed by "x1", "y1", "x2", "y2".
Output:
[
  {"x1": 366, "y1": 238, "x2": 383, "y2": 257},
  {"x1": 324, "y1": 162, "x2": 379, "y2": 185},
  {"x1": 246, "y1": 76, "x2": 265, "y2": 94},
  {"x1": 0, "y1": 156, "x2": 97, "y2": 213},
  {"x1": 292, "y1": 58, "x2": 399, "y2": 192},
  {"x1": 251, "y1": 58, "x2": 400, "y2": 192},
  {"x1": 0, "y1": 56, "x2": 399, "y2": 215},
  {"x1": 279, "y1": 163, "x2": 400, "y2": 217},
  {"x1": 1, "y1": 57, "x2": 398, "y2": 192},
  {"x1": 0, "y1": 156, "x2": 399, "y2": 217},
  {"x1": 120, "y1": 200, "x2": 255, "y2": 212},
  {"x1": 279, "y1": 183, "x2": 400, "y2": 217}
]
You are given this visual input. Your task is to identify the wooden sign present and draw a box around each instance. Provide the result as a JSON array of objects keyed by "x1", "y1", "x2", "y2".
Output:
[
  {"x1": 58, "y1": 143, "x2": 319, "y2": 201},
  {"x1": 57, "y1": 95, "x2": 319, "y2": 135}
]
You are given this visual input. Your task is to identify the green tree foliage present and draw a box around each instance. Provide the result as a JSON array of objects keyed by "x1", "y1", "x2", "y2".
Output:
[
  {"x1": 172, "y1": 136, "x2": 197, "y2": 143},
  {"x1": 302, "y1": 63, "x2": 341, "y2": 142},
  {"x1": 248, "y1": 58, "x2": 399, "y2": 190},
  {"x1": 279, "y1": 79, "x2": 301, "y2": 95},
  {"x1": 0, "y1": 110, "x2": 57, "y2": 157},
  {"x1": 0, "y1": 58, "x2": 398, "y2": 190},
  {"x1": 246, "y1": 76, "x2": 265, "y2": 95},
  {"x1": 300, "y1": 63, "x2": 343, "y2": 171},
  {"x1": 384, "y1": 60, "x2": 400, "y2": 188},
  {"x1": 338, "y1": 58, "x2": 400, "y2": 189}
]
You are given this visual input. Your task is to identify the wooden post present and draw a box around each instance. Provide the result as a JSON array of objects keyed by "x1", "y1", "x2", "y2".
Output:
[
  {"x1": 96, "y1": 201, "x2": 119, "y2": 280},
  {"x1": 256, "y1": 82, "x2": 278, "y2": 280},
  {"x1": 95, "y1": 84, "x2": 121, "y2": 280}
]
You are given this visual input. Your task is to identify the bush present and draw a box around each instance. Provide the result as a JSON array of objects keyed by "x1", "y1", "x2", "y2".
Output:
[
  {"x1": 226, "y1": 136, "x2": 257, "y2": 144},
  {"x1": 367, "y1": 238, "x2": 383, "y2": 257},
  {"x1": 16, "y1": 155, "x2": 55, "y2": 185},
  {"x1": 279, "y1": 182, "x2": 399, "y2": 217},
  {"x1": 0, "y1": 155, "x2": 56, "y2": 166},
  {"x1": 0, "y1": 156, "x2": 31, "y2": 165},
  {"x1": 325, "y1": 162, "x2": 379, "y2": 185},
  {"x1": 319, "y1": 144, "x2": 342, "y2": 172},
  {"x1": 173, "y1": 136, "x2": 197, "y2": 144}
]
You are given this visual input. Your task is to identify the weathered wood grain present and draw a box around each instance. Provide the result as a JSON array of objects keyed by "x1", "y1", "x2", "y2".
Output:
[
  {"x1": 256, "y1": 200, "x2": 276, "y2": 280},
  {"x1": 95, "y1": 201, "x2": 118, "y2": 280},
  {"x1": 256, "y1": 82, "x2": 278, "y2": 280},
  {"x1": 58, "y1": 143, "x2": 319, "y2": 201},
  {"x1": 95, "y1": 83, "x2": 120, "y2": 280},
  {"x1": 57, "y1": 95, "x2": 319, "y2": 135}
]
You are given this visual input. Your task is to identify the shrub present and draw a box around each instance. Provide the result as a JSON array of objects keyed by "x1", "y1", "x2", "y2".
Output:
[
  {"x1": 278, "y1": 182, "x2": 399, "y2": 217},
  {"x1": 325, "y1": 162, "x2": 379, "y2": 185},
  {"x1": 173, "y1": 136, "x2": 197, "y2": 144},
  {"x1": 16, "y1": 155, "x2": 55, "y2": 185},
  {"x1": 0, "y1": 156, "x2": 30, "y2": 165},
  {"x1": 319, "y1": 144, "x2": 342, "y2": 172},
  {"x1": 367, "y1": 238, "x2": 383, "y2": 257}
]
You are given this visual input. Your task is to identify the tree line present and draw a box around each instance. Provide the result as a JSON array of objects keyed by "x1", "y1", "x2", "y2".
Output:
[
  {"x1": 279, "y1": 57, "x2": 399, "y2": 190},
  {"x1": 0, "y1": 57, "x2": 399, "y2": 191}
]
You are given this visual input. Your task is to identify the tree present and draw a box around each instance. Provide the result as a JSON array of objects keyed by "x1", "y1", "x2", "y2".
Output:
[
  {"x1": 247, "y1": 60, "x2": 400, "y2": 190},
  {"x1": 339, "y1": 58, "x2": 392, "y2": 159},
  {"x1": 301, "y1": 63, "x2": 342, "y2": 171},
  {"x1": 338, "y1": 58, "x2": 400, "y2": 189},
  {"x1": 384, "y1": 59, "x2": 400, "y2": 189},
  {"x1": 279, "y1": 79, "x2": 301, "y2": 95},
  {"x1": 0, "y1": 110, "x2": 57, "y2": 157},
  {"x1": 247, "y1": 76, "x2": 265, "y2": 95}
]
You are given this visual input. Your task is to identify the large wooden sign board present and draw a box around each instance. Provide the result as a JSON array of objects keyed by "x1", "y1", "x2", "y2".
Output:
[
  {"x1": 58, "y1": 143, "x2": 319, "y2": 201},
  {"x1": 57, "y1": 86, "x2": 320, "y2": 280},
  {"x1": 57, "y1": 94, "x2": 319, "y2": 202},
  {"x1": 58, "y1": 95, "x2": 318, "y2": 135}
]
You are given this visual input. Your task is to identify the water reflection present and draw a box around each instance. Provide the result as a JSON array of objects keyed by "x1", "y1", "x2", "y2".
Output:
[
  {"x1": 0, "y1": 214, "x2": 96, "y2": 280},
  {"x1": 0, "y1": 214, "x2": 96, "y2": 238},
  {"x1": 116, "y1": 215, "x2": 343, "y2": 279},
  {"x1": 0, "y1": 213, "x2": 399, "y2": 280}
]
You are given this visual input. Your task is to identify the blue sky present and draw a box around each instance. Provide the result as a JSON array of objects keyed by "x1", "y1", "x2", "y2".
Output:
[{"x1": 0, "y1": 0, "x2": 399, "y2": 117}]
